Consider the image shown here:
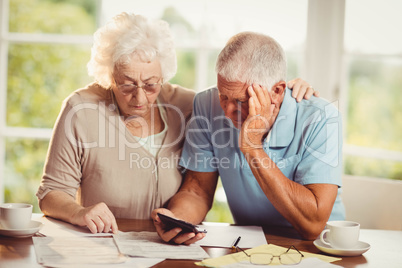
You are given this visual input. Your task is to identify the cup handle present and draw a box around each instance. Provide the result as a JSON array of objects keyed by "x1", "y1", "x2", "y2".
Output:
[{"x1": 320, "y1": 229, "x2": 331, "y2": 246}]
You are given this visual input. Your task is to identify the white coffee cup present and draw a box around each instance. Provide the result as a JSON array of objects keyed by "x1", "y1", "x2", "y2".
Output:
[
  {"x1": 0, "y1": 203, "x2": 33, "y2": 229},
  {"x1": 320, "y1": 221, "x2": 360, "y2": 249}
]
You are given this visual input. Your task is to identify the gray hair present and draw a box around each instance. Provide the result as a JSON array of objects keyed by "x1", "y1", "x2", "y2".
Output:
[
  {"x1": 215, "y1": 32, "x2": 286, "y2": 90},
  {"x1": 87, "y1": 12, "x2": 177, "y2": 88}
]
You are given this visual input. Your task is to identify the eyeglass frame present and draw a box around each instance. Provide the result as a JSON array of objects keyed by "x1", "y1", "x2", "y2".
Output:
[
  {"x1": 112, "y1": 76, "x2": 164, "y2": 96},
  {"x1": 236, "y1": 245, "x2": 304, "y2": 265}
]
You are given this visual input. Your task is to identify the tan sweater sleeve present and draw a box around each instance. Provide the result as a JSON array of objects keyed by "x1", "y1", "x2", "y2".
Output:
[{"x1": 36, "y1": 93, "x2": 86, "y2": 200}]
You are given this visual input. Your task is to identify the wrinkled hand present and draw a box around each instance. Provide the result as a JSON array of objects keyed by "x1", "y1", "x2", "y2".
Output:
[
  {"x1": 72, "y1": 202, "x2": 118, "y2": 234},
  {"x1": 151, "y1": 208, "x2": 206, "y2": 245},
  {"x1": 239, "y1": 84, "x2": 275, "y2": 153},
  {"x1": 287, "y1": 78, "x2": 319, "y2": 102}
]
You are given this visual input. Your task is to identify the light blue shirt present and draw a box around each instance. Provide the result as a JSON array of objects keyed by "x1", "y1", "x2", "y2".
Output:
[{"x1": 179, "y1": 87, "x2": 345, "y2": 226}]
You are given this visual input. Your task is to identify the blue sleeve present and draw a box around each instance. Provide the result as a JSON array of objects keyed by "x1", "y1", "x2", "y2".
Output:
[
  {"x1": 179, "y1": 90, "x2": 218, "y2": 172},
  {"x1": 295, "y1": 103, "x2": 343, "y2": 186}
]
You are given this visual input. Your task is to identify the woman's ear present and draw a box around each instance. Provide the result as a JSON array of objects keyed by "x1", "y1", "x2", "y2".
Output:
[{"x1": 270, "y1": 81, "x2": 286, "y2": 104}]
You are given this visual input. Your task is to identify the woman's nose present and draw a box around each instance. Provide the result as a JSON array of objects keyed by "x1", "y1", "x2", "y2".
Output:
[{"x1": 132, "y1": 88, "x2": 148, "y2": 102}]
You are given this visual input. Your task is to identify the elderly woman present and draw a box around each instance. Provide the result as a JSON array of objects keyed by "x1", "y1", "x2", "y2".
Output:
[{"x1": 36, "y1": 12, "x2": 316, "y2": 234}]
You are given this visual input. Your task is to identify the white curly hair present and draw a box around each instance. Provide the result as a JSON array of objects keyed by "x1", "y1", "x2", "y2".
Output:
[{"x1": 87, "y1": 12, "x2": 177, "y2": 88}]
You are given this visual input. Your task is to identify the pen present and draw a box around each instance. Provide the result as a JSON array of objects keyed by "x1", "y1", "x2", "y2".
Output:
[{"x1": 232, "y1": 236, "x2": 241, "y2": 249}]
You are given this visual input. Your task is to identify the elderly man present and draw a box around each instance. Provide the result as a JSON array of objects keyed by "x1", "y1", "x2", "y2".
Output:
[{"x1": 152, "y1": 31, "x2": 344, "y2": 242}]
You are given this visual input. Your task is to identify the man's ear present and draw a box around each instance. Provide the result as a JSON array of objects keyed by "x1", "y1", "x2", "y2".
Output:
[{"x1": 270, "y1": 81, "x2": 286, "y2": 104}]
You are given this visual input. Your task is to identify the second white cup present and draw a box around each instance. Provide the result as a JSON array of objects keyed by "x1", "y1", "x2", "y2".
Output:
[
  {"x1": 0, "y1": 203, "x2": 33, "y2": 229},
  {"x1": 320, "y1": 221, "x2": 360, "y2": 249}
]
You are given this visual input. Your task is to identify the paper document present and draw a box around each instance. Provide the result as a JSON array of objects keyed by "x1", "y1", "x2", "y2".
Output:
[
  {"x1": 115, "y1": 257, "x2": 165, "y2": 268},
  {"x1": 114, "y1": 231, "x2": 209, "y2": 260},
  {"x1": 196, "y1": 224, "x2": 267, "y2": 248},
  {"x1": 45, "y1": 258, "x2": 166, "y2": 268},
  {"x1": 37, "y1": 215, "x2": 112, "y2": 237},
  {"x1": 196, "y1": 244, "x2": 341, "y2": 267},
  {"x1": 221, "y1": 257, "x2": 343, "y2": 268},
  {"x1": 33, "y1": 236, "x2": 126, "y2": 266}
]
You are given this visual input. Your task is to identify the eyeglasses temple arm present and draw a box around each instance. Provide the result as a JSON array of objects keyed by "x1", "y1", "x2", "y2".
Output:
[
  {"x1": 236, "y1": 246, "x2": 251, "y2": 257},
  {"x1": 285, "y1": 245, "x2": 305, "y2": 257}
]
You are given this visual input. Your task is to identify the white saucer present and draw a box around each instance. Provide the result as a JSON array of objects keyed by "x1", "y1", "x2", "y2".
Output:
[
  {"x1": 313, "y1": 238, "x2": 370, "y2": 257},
  {"x1": 0, "y1": 220, "x2": 43, "y2": 237}
]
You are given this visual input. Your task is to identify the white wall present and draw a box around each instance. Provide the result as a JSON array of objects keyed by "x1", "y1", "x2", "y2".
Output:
[{"x1": 342, "y1": 175, "x2": 402, "y2": 230}]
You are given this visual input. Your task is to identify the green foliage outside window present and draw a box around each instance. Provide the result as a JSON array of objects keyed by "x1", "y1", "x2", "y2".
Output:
[
  {"x1": 345, "y1": 58, "x2": 402, "y2": 180},
  {"x1": 5, "y1": 139, "x2": 49, "y2": 213},
  {"x1": 7, "y1": 43, "x2": 92, "y2": 128},
  {"x1": 169, "y1": 50, "x2": 196, "y2": 89},
  {"x1": 5, "y1": 0, "x2": 95, "y2": 212},
  {"x1": 9, "y1": 0, "x2": 97, "y2": 34}
]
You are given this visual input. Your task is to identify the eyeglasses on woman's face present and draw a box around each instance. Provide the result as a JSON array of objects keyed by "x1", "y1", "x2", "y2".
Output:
[
  {"x1": 236, "y1": 245, "x2": 304, "y2": 265},
  {"x1": 113, "y1": 77, "x2": 163, "y2": 96}
]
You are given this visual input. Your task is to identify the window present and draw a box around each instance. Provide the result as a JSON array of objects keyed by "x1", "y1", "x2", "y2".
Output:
[
  {"x1": 1, "y1": 0, "x2": 98, "y2": 212},
  {"x1": 342, "y1": 0, "x2": 402, "y2": 180}
]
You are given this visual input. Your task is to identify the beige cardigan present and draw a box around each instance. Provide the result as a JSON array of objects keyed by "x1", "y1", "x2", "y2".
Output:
[{"x1": 37, "y1": 83, "x2": 195, "y2": 219}]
